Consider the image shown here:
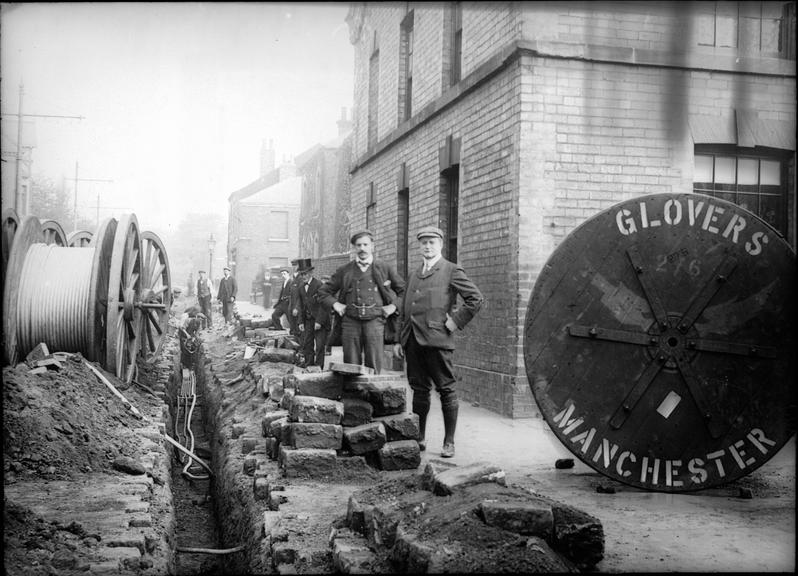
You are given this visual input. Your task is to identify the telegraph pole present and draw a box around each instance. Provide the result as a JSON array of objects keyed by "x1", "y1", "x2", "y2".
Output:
[
  {"x1": 4, "y1": 83, "x2": 84, "y2": 215},
  {"x1": 69, "y1": 161, "x2": 113, "y2": 232}
]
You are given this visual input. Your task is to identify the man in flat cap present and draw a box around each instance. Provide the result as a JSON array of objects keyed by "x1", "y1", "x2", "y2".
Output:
[
  {"x1": 319, "y1": 229, "x2": 405, "y2": 374},
  {"x1": 394, "y1": 226, "x2": 483, "y2": 458},
  {"x1": 217, "y1": 266, "x2": 238, "y2": 324},
  {"x1": 196, "y1": 270, "x2": 213, "y2": 329}
]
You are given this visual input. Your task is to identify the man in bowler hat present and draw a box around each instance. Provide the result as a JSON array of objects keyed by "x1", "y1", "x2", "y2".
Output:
[
  {"x1": 394, "y1": 226, "x2": 483, "y2": 458},
  {"x1": 295, "y1": 259, "x2": 329, "y2": 368}
]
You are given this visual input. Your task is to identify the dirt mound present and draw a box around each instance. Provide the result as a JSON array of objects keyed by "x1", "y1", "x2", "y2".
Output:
[{"x1": 3, "y1": 353, "x2": 161, "y2": 482}]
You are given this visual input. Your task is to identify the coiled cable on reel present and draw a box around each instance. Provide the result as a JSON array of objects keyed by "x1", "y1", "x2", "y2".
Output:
[{"x1": 16, "y1": 243, "x2": 95, "y2": 355}]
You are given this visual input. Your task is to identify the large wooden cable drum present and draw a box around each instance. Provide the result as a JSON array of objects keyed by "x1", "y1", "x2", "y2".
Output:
[
  {"x1": 524, "y1": 192, "x2": 796, "y2": 492},
  {"x1": 3, "y1": 216, "x2": 117, "y2": 367},
  {"x1": 2, "y1": 213, "x2": 168, "y2": 384}
]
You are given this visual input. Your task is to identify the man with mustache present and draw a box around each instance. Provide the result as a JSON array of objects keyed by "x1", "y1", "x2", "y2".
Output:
[{"x1": 318, "y1": 230, "x2": 405, "y2": 374}]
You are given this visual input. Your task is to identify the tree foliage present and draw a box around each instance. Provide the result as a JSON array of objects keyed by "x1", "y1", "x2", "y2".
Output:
[{"x1": 28, "y1": 173, "x2": 93, "y2": 231}]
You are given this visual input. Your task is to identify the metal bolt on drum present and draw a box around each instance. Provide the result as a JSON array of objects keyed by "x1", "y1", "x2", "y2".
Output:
[{"x1": 524, "y1": 192, "x2": 796, "y2": 492}]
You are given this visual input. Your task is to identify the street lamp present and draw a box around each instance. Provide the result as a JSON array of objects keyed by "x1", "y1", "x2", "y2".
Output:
[{"x1": 208, "y1": 233, "x2": 216, "y2": 282}]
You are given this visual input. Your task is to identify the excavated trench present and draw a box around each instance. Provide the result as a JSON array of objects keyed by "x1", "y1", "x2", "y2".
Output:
[{"x1": 155, "y1": 316, "x2": 607, "y2": 575}]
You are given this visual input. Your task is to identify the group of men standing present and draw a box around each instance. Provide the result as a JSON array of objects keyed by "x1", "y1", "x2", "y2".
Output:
[
  {"x1": 270, "y1": 226, "x2": 483, "y2": 459},
  {"x1": 195, "y1": 266, "x2": 238, "y2": 328}
]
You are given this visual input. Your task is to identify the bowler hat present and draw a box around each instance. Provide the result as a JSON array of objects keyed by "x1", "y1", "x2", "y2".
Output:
[
  {"x1": 296, "y1": 258, "x2": 314, "y2": 272},
  {"x1": 350, "y1": 229, "x2": 374, "y2": 245},
  {"x1": 416, "y1": 226, "x2": 444, "y2": 240}
]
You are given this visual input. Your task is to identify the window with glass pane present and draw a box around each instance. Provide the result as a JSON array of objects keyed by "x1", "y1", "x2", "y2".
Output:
[{"x1": 693, "y1": 146, "x2": 788, "y2": 236}]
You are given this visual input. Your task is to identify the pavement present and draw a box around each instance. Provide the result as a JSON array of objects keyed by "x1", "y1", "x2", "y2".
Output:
[{"x1": 233, "y1": 298, "x2": 796, "y2": 572}]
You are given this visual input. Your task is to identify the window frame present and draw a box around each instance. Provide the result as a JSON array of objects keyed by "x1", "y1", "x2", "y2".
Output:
[{"x1": 693, "y1": 145, "x2": 791, "y2": 237}]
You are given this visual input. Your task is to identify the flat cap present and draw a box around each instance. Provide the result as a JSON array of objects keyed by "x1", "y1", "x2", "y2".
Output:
[
  {"x1": 350, "y1": 229, "x2": 374, "y2": 245},
  {"x1": 223, "y1": 266, "x2": 231, "y2": 271},
  {"x1": 416, "y1": 226, "x2": 444, "y2": 240},
  {"x1": 198, "y1": 270, "x2": 206, "y2": 274}
]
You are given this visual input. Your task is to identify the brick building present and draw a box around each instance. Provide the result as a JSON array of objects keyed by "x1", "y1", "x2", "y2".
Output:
[
  {"x1": 227, "y1": 144, "x2": 302, "y2": 304},
  {"x1": 344, "y1": 1, "x2": 796, "y2": 417},
  {"x1": 296, "y1": 108, "x2": 355, "y2": 279}
]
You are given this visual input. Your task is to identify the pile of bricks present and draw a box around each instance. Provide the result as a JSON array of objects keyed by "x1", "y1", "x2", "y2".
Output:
[{"x1": 258, "y1": 363, "x2": 422, "y2": 479}]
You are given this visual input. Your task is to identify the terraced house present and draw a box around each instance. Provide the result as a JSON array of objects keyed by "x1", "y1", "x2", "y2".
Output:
[{"x1": 341, "y1": 1, "x2": 796, "y2": 417}]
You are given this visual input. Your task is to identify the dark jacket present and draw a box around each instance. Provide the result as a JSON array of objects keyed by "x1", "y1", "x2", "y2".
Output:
[
  {"x1": 398, "y1": 258, "x2": 483, "y2": 350},
  {"x1": 297, "y1": 277, "x2": 330, "y2": 328},
  {"x1": 276, "y1": 278, "x2": 291, "y2": 303},
  {"x1": 318, "y1": 260, "x2": 406, "y2": 313},
  {"x1": 217, "y1": 275, "x2": 237, "y2": 302}
]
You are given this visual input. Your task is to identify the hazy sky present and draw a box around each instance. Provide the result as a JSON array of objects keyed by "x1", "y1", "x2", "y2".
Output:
[{"x1": 1, "y1": 2, "x2": 354, "y2": 235}]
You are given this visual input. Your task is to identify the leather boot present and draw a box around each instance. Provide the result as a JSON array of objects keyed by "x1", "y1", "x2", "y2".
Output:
[
  {"x1": 441, "y1": 391, "x2": 458, "y2": 458},
  {"x1": 412, "y1": 391, "x2": 430, "y2": 451}
]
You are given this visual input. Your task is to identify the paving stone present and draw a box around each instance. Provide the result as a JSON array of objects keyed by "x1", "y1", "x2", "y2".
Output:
[
  {"x1": 377, "y1": 440, "x2": 421, "y2": 470},
  {"x1": 289, "y1": 396, "x2": 344, "y2": 424},
  {"x1": 331, "y1": 533, "x2": 377, "y2": 574},
  {"x1": 254, "y1": 477, "x2": 270, "y2": 501},
  {"x1": 96, "y1": 546, "x2": 142, "y2": 561},
  {"x1": 279, "y1": 388, "x2": 295, "y2": 411},
  {"x1": 343, "y1": 422, "x2": 386, "y2": 455},
  {"x1": 263, "y1": 510, "x2": 282, "y2": 538},
  {"x1": 551, "y1": 501, "x2": 605, "y2": 569},
  {"x1": 266, "y1": 437, "x2": 281, "y2": 460},
  {"x1": 479, "y1": 499, "x2": 554, "y2": 537},
  {"x1": 363, "y1": 502, "x2": 401, "y2": 548},
  {"x1": 279, "y1": 447, "x2": 338, "y2": 479},
  {"x1": 241, "y1": 436, "x2": 259, "y2": 454},
  {"x1": 346, "y1": 495, "x2": 370, "y2": 535},
  {"x1": 272, "y1": 542, "x2": 298, "y2": 567},
  {"x1": 287, "y1": 422, "x2": 343, "y2": 449},
  {"x1": 266, "y1": 375, "x2": 285, "y2": 401},
  {"x1": 283, "y1": 371, "x2": 343, "y2": 400},
  {"x1": 373, "y1": 413, "x2": 419, "y2": 441},
  {"x1": 344, "y1": 375, "x2": 407, "y2": 416},
  {"x1": 259, "y1": 347, "x2": 296, "y2": 364},
  {"x1": 262, "y1": 411, "x2": 290, "y2": 436},
  {"x1": 429, "y1": 462, "x2": 507, "y2": 496},
  {"x1": 25, "y1": 342, "x2": 50, "y2": 363},
  {"x1": 341, "y1": 397, "x2": 373, "y2": 427},
  {"x1": 231, "y1": 423, "x2": 247, "y2": 439},
  {"x1": 330, "y1": 362, "x2": 374, "y2": 375},
  {"x1": 390, "y1": 524, "x2": 435, "y2": 574},
  {"x1": 243, "y1": 454, "x2": 259, "y2": 475},
  {"x1": 269, "y1": 417, "x2": 289, "y2": 439}
]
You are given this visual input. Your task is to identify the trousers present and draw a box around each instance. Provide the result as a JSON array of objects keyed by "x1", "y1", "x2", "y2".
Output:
[{"x1": 341, "y1": 315, "x2": 385, "y2": 373}]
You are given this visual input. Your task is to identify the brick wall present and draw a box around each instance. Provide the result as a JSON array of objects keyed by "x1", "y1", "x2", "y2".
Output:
[{"x1": 346, "y1": 2, "x2": 796, "y2": 418}]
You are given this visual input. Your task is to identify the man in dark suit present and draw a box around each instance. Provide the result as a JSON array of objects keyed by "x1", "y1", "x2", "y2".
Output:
[
  {"x1": 288, "y1": 258, "x2": 302, "y2": 337},
  {"x1": 394, "y1": 226, "x2": 483, "y2": 458},
  {"x1": 318, "y1": 230, "x2": 405, "y2": 374},
  {"x1": 217, "y1": 266, "x2": 238, "y2": 324},
  {"x1": 295, "y1": 259, "x2": 329, "y2": 368},
  {"x1": 270, "y1": 267, "x2": 292, "y2": 330}
]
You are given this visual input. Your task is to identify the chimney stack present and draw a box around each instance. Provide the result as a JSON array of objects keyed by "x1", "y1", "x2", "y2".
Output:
[
  {"x1": 260, "y1": 138, "x2": 276, "y2": 176},
  {"x1": 337, "y1": 107, "x2": 352, "y2": 137}
]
